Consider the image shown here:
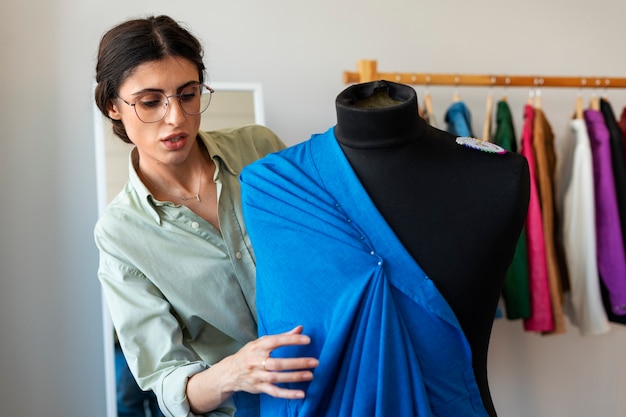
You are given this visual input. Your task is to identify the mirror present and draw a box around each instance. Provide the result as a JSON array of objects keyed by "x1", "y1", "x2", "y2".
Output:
[{"x1": 93, "y1": 83, "x2": 266, "y2": 417}]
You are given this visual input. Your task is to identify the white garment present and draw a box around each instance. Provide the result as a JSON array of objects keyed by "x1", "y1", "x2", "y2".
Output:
[{"x1": 554, "y1": 118, "x2": 610, "y2": 336}]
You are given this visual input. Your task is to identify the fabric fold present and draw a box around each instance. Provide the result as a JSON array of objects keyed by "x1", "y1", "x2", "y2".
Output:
[{"x1": 240, "y1": 127, "x2": 488, "y2": 417}]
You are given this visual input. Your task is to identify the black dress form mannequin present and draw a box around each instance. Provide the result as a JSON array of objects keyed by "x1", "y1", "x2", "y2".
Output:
[{"x1": 334, "y1": 81, "x2": 530, "y2": 417}]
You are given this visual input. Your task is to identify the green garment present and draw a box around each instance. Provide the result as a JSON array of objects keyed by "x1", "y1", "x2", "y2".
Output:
[
  {"x1": 95, "y1": 125, "x2": 285, "y2": 417},
  {"x1": 493, "y1": 100, "x2": 532, "y2": 319}
]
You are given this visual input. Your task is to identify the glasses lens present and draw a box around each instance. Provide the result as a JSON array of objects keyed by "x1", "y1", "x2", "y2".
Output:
[
  {"x1": 180, "y1": 84, "x2": 212, "y2": 116},
  {"x1": 134, "y1": 92, "x2": 168, "y2": 123}
]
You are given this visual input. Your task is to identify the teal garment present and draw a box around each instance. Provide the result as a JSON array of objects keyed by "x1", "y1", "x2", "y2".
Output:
[
  {"x1": 493, "y1": 100, "x2": 532, "y2": 319},
  {"x1": 445, "y1": 101, "x2": 474, "y2": 137},
  {"x1": 240, "y1": 127, "x2": 489, "y2": 417},
  {"x1": 95, "y1": 125, "x2": 285, "y2": 417}
]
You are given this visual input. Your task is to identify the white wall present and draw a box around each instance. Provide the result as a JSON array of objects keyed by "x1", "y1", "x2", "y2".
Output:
[{"x1": 2, "y1": 1, "x2": 625, "y2": 416}]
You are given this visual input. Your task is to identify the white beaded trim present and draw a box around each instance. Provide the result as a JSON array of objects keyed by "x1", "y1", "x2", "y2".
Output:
[{"x1": 455, "y1": 137, "x2": 507, "y2": 155}]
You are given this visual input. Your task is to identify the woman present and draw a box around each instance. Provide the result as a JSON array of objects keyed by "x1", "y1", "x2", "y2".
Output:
[{"x1": 93, "y1": 15, "x2": 318, "y2": 417}]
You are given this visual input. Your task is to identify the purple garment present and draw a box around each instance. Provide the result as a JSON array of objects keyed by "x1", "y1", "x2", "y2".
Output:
[{"x1": 584, "y1": 109, "x2": 626, "y2": 315}]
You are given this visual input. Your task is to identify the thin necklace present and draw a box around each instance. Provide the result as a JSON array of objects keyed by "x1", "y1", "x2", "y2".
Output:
[{"x1": 141, "y1": 159, "x2": 205, "y2": 202}]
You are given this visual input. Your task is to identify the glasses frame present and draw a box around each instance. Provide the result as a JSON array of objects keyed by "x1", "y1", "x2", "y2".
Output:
[{"x1": 117, "y1": 83, "x2": 214, "y2": 123}]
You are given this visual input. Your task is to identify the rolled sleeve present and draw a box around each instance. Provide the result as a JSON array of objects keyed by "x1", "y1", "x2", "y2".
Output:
[{"x1": 158, "y1": 363, "x2": 236, "y2": 417}]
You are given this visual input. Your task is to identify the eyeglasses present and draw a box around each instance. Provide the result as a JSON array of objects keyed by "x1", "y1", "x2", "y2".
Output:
[{"x1": 117, "y1": 83, "x2": 214, "y2": 123}]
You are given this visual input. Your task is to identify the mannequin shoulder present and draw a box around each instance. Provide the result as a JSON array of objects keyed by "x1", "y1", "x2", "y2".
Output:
[
  {"x1": 422, "y1": 129, "x2": 530, "y2": 203},
  {"x1": 426, "y1": 128, "x2": 527, "y2": 172}
]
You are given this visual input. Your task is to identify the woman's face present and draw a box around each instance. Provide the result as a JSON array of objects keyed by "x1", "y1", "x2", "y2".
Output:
[{"x1": 107, "y1": 56, "x2": 203, "y2": 168}]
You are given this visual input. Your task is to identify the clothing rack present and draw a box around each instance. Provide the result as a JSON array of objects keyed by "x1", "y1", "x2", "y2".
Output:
[{"x1": 343, "y1": 60, "x2": 626, "y2": 89}]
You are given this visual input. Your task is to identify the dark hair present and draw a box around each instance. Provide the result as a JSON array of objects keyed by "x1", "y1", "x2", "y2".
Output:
[{"x1": 94, "y1": 15, "x2": 205, "y2": 143}]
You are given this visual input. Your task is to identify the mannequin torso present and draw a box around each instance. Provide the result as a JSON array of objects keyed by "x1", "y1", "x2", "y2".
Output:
[{"x1": 335, "y1": 81, "x2": 530, "y2": 417}]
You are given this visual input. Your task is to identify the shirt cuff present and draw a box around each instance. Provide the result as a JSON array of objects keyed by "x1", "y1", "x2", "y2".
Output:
[{"x1": 157, "y1": 362, "x2": 236, "y2": 417}]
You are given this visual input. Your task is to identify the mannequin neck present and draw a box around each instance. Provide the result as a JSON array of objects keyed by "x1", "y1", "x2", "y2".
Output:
[{"x1": 334, "y1": 80, "x2": 427, "y2": 149}]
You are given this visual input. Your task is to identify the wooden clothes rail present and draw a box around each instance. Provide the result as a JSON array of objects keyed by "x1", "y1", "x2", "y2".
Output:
[{"x1": 343, "y1": 60, "x2": 626, "y2": 89}]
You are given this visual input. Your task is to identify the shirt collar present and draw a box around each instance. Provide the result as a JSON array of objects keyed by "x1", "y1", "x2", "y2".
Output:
[
  {"x1": 198, "y1": 130, "x2": 239, "y2": 176},
  {"x1": 126, "y1": 130, "x2": 238, "y2": 225}
]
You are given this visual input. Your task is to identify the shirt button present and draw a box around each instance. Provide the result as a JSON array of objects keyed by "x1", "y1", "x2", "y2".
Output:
[
  {"x1": 191, "y1": 222, "x2": 200, "y2": 229},
  {"x1": 235, "y1": 251, "x2": 243, "y2": 260}
]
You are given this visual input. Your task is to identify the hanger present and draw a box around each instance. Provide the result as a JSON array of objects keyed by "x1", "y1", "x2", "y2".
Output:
[
  {"x1": 589, "y1": 79, "x2": 600, "y2": 110},
  {"x1": 501, "y1": 77, "x2": 511, "y2": 102},
  {"x1": 424, "y1": 93, "x2": 434, "y2": 116},
  {"x1": 527, "y1": 88, "x2": 535, "y2": 105},
  {"x1": 589, "y1": 93, "x2": 600, "y2": 111},
  {"x1": 534, "y1": 88, "x2": 542, "y2": 109},
  {"x1": 424, "y1": 75, "x2": 435, "y2": 121},
  {"x1": 482, "y1": 80, "x2": 495, "y2": 141},
  {"x1": 574, "y1": 94, "x2": 584, "y2": 120},
  {"x1": 573, "y1": 80, "x2": 585, "y2": 120},
  {"x1": 533, "y1": 78, "x2": 543, "y2": 109},
  {"x1": 452, "y1": 75, "x2": 461, "y2": 102},
  {"x1": 599, "y1": 79, "x2": 611, "y2": 110}
]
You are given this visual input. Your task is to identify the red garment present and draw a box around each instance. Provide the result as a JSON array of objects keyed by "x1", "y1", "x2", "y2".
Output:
[{"x1": 520, "y1": 104, "x2": 554, "y2": 332}]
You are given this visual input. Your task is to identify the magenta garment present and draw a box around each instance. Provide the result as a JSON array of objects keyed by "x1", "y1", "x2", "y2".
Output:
[
  {"x1": 520, "y1": 104, "x2": 554, "y2": 332},
  {"x1": 584, "y1": 109, "x2": 626, "y2": 315}
]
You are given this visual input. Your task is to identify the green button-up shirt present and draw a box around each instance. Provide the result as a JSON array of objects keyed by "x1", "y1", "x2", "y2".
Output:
[{"x1": 95, "y1": 125, "x2": 285, "y2": 417}]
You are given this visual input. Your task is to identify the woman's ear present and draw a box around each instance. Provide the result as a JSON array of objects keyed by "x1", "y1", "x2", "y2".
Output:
[{"x1": 107, "y1": 99, "x2": 122, "y2": 121}]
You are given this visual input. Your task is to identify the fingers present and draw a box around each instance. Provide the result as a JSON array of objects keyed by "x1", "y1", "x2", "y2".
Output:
[
  {"x1": 285, "y1": 325, "x2": 304, "y2": 335},
  {"x1": 263, "y1": 384, "x2": 307, "y2": 400},
  {"x1": 261, "y1": 372, "x2": 312, "y2": 399},
  {"x1": 257, "y1": 370, "x2": 314, "y2": 400},
  {"x1": 262, "y1": 356, "x2": 319, "y2": 373},
  {"x1": 255, "y1": 326, "x2": 318, "y2": 373},
  {"x1": 257, "y1": 326, "x2": 311, "y2": 352},
  {"x1": 258, "y1": 326, "x2": 319, "y2": 399},
  {"x1": 230, "y1": 325, "x2": 318, "y2": 399}
]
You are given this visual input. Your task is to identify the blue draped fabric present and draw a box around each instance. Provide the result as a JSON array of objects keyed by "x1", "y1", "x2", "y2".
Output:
[{"x1": 239, "y1": 127, "x2": 489, "y2": 417}]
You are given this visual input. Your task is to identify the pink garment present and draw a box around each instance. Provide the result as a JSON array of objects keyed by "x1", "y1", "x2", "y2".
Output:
[{"x1": 520, "y1": 104, "x2": 554, "y2": 332}]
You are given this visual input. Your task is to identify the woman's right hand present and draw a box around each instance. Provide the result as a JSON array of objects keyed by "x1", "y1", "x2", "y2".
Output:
[{"x1": 186, "y1": 325, "x2": 318, "y2": 414}]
